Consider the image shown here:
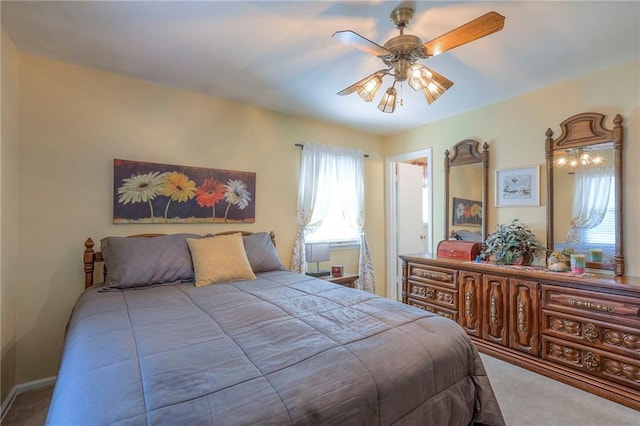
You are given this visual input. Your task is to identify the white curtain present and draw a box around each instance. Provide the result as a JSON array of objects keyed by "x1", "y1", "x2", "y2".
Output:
[
  {"x1": 566, "y1": 166, "x2": 613, "y2": 244},
  {"x1": 290, "y1": 143, "x2": 333, "y2": 273},
  {"x1": 291, "y1": 142, "x2": 375, "y2": 293}
]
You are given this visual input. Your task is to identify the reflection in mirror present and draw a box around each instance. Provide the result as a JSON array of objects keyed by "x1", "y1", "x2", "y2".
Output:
[
  {"x1": 444, "y1": 140, "x2": 489, "y2": 245},
  {"x1": 545, "y1": 113, "x2": 624, "y2": 275}
]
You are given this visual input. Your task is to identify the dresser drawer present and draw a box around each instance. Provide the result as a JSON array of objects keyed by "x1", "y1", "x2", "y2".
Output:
[
  {"x1": 542, "y1": 284, "x2": 640, "y2": 328},
  {"x1": 542, "y1": 335, "x2": 640, "y2": 391},
  {"x1": 407, "y1": 280, "x2": 458, "y2": 310},
  {"x1": 543, "y1": 310, "x2": 640, "y2": 360},
  {"x1": 407, "y1": 298, "x2": 459, "y2": 322},
  {"x1": 408, "y1": 263, "x2": 458, "y2": 290}
]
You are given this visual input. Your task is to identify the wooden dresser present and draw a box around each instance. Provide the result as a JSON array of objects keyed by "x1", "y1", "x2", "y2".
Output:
[{"x1": 400, "y1": 253, "x2": 640, "y2": 410}]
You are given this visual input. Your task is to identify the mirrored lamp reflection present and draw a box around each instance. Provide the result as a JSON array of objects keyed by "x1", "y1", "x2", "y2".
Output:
[
  {"x1": 356, "y1": 75, "x2": 382, "y2": 102},
  {"x1": 554, "y1": 148, "x2": 604, "y2": 168},
  {"x1": 305, "y1": 242, "x2": 331, "y2": 277},
  {"x1": 377, "y1": 87, "x2": 397, "y2": 113}
]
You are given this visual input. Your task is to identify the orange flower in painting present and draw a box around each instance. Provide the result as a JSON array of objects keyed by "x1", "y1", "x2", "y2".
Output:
[
  {"x1": 196, "y1": 178, "x2": 225, "y2": 208},
  {"x1": 463, "y1": 205, "x2": 471, "y2": 218},
  {"x1": 162, "y1": 171, "x2": 197, "y2": 202}
]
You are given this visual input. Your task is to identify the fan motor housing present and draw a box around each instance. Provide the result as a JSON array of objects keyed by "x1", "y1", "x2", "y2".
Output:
[
  {"x1": 383, "y1": 34, "x2": 423, "y2": 54},
  {"x1": 382, "y1": 34, "x2": 425, "y2": 75}
]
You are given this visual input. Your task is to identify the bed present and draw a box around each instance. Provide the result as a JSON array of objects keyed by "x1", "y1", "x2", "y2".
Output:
[{"x1": 47, "y1": 231, "x2": 504, "y2": 425}]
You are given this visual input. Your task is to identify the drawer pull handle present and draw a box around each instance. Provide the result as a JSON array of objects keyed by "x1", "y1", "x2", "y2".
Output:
[
  {"x1": 568, "y1": 298, "x2": 614, "y2": 313},
  {"x1": 584, "y1": 323, "x2": 599, "y2": 343},
  {"x1": 465, "y1": 290, "x2": 473, "y2": 318},
  {"x1": 412, "y1": 268, "x2": 452, "y2": 283},
  {"x1": 584, "y1": 352, "x2": 599, "y2": 371},
  {"x1": 551, "y1": 294, "x2": 640, "y2": 317},
  {"x1": 490, "y1": 296, "x2": 498, "y2": 325},
  {"x1": 518, "y1": 300, "x2": 527, "y2": 332}
]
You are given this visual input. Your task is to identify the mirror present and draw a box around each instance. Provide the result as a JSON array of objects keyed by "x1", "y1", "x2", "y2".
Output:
[
  {"x1": 545, "y1": 112, "x2": 624, "y2": 276},
  {"x1": 444, "y1": 140, "x2": 489, "y2": 245}
]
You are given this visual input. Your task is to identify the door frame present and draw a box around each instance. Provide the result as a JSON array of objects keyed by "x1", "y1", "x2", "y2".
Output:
[{"x1": 385, "y1": 148, "x2": 433, "y2": 301}]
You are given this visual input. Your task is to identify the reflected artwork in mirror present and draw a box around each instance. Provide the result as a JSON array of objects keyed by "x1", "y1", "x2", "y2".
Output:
[
  {"x1": 545, "y1": 112, "x2": 624, "y2": 275},
  {"x1": 445, "y1": 140, "x2": 489, "y2": 245}
]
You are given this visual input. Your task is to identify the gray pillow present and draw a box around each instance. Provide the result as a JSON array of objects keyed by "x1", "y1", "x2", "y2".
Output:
[
  {"x1": 455, "y1": 230, "x2": 483, "y2": 242},
  {"x1": 242, "y1": 232, "x2": 286, "y2": 273},
  {"x1": 100, "y1": 233, "x2": 201, "y2": 290}
]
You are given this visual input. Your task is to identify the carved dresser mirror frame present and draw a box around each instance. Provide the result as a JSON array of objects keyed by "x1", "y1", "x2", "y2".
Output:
[
  {"x1": 444, "y1": 139, "x2": 489, "y2": 245},
  {"x1": 545, "y1": 112, "x2": 624, "y2": 276}
]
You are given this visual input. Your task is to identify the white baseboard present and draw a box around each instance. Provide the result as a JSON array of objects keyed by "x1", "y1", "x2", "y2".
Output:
[
  {"x1": 1, "y1": 376, "x2": 56, "y2": 422},
  {"x1": 0, "y1": 386, "x2": 17, "y2": 423}
]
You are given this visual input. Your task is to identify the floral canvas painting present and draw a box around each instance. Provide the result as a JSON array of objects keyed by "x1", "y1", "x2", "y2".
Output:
[
  {"x1": 113, "y1": 159, "x2": 255, "y2": 223},
  {"x1": 452, "y1": 197, "x2": 482, "y2": 226}
]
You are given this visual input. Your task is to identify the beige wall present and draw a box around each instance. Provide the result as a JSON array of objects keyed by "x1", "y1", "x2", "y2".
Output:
[
  {"x1": 14, "y1": 53, "x2": 385, "y2": 384},
  {"x1": 3, "y1": 33, "x2": 639, "y2": 394},
  {"x1": 1, "y1": 29, "x2": 20, "y2": 402},
  {"x1": 385, "y1": 59, "x2": 640, "y2": 275}
]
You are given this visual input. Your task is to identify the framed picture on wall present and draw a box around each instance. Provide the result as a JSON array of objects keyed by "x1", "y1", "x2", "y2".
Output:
[
  {"x1": 495, "y1": 165, "x2": 540, "y2": 207},
  {"x1": 113, "y1": 159, "x2": 256, "y2": 224}
]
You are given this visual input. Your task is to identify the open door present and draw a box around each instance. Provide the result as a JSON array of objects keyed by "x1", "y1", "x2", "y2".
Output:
[
  {"x1": 385, "y1": 150, "x2": 432, "y2": 301},
  {"x1": 397, "y1": 162, "x2": 427, "y2": 256}
]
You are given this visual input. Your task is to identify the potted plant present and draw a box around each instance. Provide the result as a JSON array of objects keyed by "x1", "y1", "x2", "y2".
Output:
[{"x1": 481, "y1": 219, "x2": 545, "y2": 265}]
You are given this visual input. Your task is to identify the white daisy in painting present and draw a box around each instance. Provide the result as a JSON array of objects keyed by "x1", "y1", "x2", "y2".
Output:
[
  {"x1": 224, "y1": 179, "x2": 252, "y2": 209},
  {"x1": 223, "y1": 179, "x2": 252, "y2": 221},
  {"x1": 117, "y1": 171, "x2": 167, "y2": 222},
  {"x1": 118, "y1": 171, "x2": 167, "y2": 204}
]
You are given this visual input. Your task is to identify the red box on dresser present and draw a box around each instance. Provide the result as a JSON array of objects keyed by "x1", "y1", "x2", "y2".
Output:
[{"x1": 437, "y1": 240, "x2": 481, "y2": 261}]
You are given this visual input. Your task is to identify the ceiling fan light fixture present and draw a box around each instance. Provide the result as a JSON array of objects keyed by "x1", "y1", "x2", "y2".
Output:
[
  {"x1": 356, "y1": 75, "x2": 383, "y2": 102},
  {"x1": 419, "y1": 66, "x2": 453, "y2": 104},
  {"x1": 422, "y1": 83, "x2": 446, "y2": 104},
  {"x1": 377, "y1": 87, "x2": 397, "y2": 113},
  {"x1": 333, "y1": 8, "x2": 504, "y2": 112},
  {"x1": 408, "y1": 64, "x2": 432, "y2": 91},
  {"x1": 426, "y1": 66, "x2": 454, "y2": 90}
]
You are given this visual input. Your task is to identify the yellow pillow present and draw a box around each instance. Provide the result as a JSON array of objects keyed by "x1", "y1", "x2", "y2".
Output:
[{"x1": 186, "y1": 233, "x2": 256, "y2": 287}]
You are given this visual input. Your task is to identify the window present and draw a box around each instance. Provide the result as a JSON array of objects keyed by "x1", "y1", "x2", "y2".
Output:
[
  {"x1": 291, "y1": 142, "x2": 375, "y2": 291},
  {"x1": 581, "y1": 178, "x2": 615, "y2": 245},
  {"x1": 305, "y1": 199, "x2": 359, "y2": 244},
  {"x1": 304, "y1": 154, "x2": 360, "y2": 245}
]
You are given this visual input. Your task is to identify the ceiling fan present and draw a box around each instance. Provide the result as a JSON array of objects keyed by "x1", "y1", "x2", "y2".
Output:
[{"x1": 332, "y1": 7, "x2": 505, "y2": 113}]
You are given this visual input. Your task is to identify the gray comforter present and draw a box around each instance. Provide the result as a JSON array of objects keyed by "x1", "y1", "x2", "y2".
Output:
[{"x1": 47, "y1": 271, "x2": 504, "y2": 425}]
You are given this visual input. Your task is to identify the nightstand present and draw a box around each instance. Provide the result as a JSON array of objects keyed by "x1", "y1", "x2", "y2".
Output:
[{"x1": 321, "y1": 273, "x2": 359, "y2": 288}]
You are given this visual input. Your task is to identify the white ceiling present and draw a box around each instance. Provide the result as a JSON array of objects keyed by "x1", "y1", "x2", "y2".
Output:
[{"x1": 2, "y1": 1, "x2": 639, "y2": 135}]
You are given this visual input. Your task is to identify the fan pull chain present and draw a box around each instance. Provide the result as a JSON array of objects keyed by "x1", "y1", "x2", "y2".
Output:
[{"x1": 400, "y1": 84, "x2": 404, "y2": 106}]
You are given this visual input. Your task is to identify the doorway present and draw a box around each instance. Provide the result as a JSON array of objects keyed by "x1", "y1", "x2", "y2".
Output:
[{"x1": 385, "y1": 149, "x2": 433, "y2": 301}]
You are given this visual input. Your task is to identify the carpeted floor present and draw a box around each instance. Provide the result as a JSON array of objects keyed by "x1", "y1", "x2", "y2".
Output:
[
  {"x1": 1, "y1": 384, "x2": 52, "y2": 426},
  {"x1": 480, "y1": 354, "x2": 639, "y2": 425},
  {"x1": 3, "y1": 355, "x2": 638, "y2": 425}
]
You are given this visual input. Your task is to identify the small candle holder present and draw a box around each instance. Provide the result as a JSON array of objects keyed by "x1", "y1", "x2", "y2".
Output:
[
  {"x1": 570, "y1": 254, "x2": 586, "y2": 274},
  {"x1": 331, "y1": 265, "x2": 344, "y2": 277},
  {"x1": 589, "y1": 248, "x2": 603, "y2": 262}
]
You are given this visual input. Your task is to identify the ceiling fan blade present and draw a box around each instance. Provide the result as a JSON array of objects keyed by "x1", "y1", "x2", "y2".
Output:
[
  {"x1": 337, "y1": 70, "x2": 387, "y2": 96},
  {"x1": 422, "y1": 11, "x2": 505, "y2": 57},
  {"x1": 332, "y1": 30, "x2": 392, "y2": 57}
]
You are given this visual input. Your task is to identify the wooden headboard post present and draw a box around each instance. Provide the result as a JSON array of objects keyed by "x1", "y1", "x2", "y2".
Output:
[{"x1": 84, "y1": 238, "x2": 96, "y2": 289}]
